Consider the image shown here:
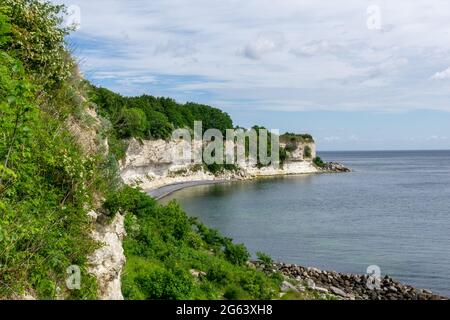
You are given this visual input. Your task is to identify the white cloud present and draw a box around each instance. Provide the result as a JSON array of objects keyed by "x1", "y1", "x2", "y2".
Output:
[
  {"x1": 153, "y1": 39, "x2": 197, "y2": 58},
  {"x1": 117, "y1": 76, "x2": 157, "y2": 85},
  {"x1": 242, "y1": 32, "x2": 285, "y2": 60},
  {"x1": 431, "y1": 67, "x2": 450, "y2": 80},
  {"x1": 91, "y1": 71, "x2": 156, "y2": 84},
  {"x1": 323, "y1": 136, "x2": 341, "y2": 142},
  {"x1": 291, "y1": 40, "x2": 339, "y2": 57},
  {"x1": 53, "y1": 0, "x2": 450, "y2": 112}
]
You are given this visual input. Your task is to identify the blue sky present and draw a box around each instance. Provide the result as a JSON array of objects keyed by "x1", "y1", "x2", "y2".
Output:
[{"x1": 56, "y1": 0, "x2": 450, "y2": 150}]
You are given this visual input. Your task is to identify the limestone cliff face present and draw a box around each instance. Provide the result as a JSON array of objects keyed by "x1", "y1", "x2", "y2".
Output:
[
  {"x1": 280, "y1": 135, "x2": 317, "y2": 161},
  {"x1": 120, "y1": 137, "x2": 318, "y2": 191},
  {"x1": 120, "y1": 138, "x2": 224, "y2": 190},
  {"x1": 67, "y1": 106, "x2": 125, "y2": 300},
  {"x1": 88, "y1": 212, "x2": 126, "y2": 300}
]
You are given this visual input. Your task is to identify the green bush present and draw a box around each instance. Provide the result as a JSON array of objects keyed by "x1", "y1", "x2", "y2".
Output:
[
  {"x1": 224, "y1": 243, "x2": 250, "y2": 266},
  {"x1": 313, "y1": 156, "x2": 325, "y2": 167},
  {"x1": 256, "y1": 252, "x2": 273, "y2": 268},
  {"x1": 135, "y1": 265, "x2": 194, "y2": 300},
  {"x1": 224, "y1": 285, "x2": 247, "y2": 300},
  {"x1": 279, "y1": 147, "x2": 288, "y2": 164},
  {"x1": 120, "y1": 187, "x2": 281, "y2": 300},
  {"x1": 103, "y1": 186, "x2": 156, "y2": 217},
  {"x1": 145, "y1": 109, "x2": 174, "y2": 139},
  {"x1": 205, "y1": 163, "x2": 237, "y2": 175},
  {"x1": 2, "y1": 0, "x2": 74, "y2": 92},
  {"x1": 205, "y1": 263, "x2": 230, "y2": 285},
  {"x1": 119, "y1": 108, "x2": 148, "y2": 138}
]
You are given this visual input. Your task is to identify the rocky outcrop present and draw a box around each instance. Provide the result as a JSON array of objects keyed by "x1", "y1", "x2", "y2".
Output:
[
  {"x1": 66, "y1": 107, "x2": 109, "y2": 156},
  {"x1": 267, "y1": 262, "x2": 448, "y2": 300},
  {"x1": 320, "y1": 162, "x2": 351, "y2": 173},
  {"x1": 88, "y1": 212, "x2": 126, "y2": 300},
  {"x1": 280, "y1": 134, "x2": 317, "y2": 160}
]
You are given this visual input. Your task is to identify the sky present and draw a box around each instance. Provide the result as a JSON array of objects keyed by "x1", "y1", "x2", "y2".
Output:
[{"x1": 54, "y1": 0, "x2": 450, "y2": 151}]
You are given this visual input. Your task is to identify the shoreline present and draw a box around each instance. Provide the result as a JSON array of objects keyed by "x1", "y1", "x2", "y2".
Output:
[
  {"x1": 147, "y1": 179, "x2": 229, "y2": 200},
  {"x1": 147, "y1": 171, "x2": 320, "y2": 201},
  {"x1": 147, "y1": 165, "x2": 350, "y2": 201},
  {"x1": 265, "y1": 262, "x2": 449, "y2": 300}
]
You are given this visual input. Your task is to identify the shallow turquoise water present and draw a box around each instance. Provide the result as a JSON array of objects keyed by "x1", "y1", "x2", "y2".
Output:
[{"x1": 162, "y1": 151, "x2": 450, "y2": 295}]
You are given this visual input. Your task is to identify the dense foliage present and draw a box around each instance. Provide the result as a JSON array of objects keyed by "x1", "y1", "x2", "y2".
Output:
[
  {"x1": 89, "y1": 86, "x2": 233, "y2": 141},
  {"x1": 0, "y1": 0, "x2": 283, "y2": 301},
  {"x1": 0, "y1": 1, "x2": 106, "y2": 299},
  {"x1": 110, "y1": 187, "x2": 281, "y2": 300},
  {"x1": 281, "y1": 133, "x2": 314, "y2": 143}
]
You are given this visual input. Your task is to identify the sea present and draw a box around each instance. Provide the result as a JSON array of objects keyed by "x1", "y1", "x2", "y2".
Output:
[{"x1": 161, "y1": 150, "x2": 450, "y2": 296}]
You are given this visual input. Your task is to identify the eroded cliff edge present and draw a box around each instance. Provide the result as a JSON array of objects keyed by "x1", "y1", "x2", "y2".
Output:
[{"x1": 120, "y1": 136, "x2": 319, "y2": 192}]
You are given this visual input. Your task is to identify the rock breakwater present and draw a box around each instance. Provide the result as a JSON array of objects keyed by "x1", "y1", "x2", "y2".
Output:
[
  {"x1": 255, "y1": 262, "x2": 448, "y2": 300},
  {"x1": 278, "y1": 262, "x2": 448, "y2": 300}
]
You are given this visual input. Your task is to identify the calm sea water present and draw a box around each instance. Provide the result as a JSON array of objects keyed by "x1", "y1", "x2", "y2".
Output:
[{"x1": 162, "y1": 151, "x2": 450, "y2": 296}]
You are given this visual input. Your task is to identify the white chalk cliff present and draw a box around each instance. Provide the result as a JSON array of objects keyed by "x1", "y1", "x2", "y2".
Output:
[{"x1": 120, "y1": 137, "x2": 318, "y2": 191}]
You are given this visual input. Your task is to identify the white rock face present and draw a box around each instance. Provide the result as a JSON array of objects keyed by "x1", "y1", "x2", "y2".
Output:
[
  {"x1": 88, "y1": 213, "x2": 126, "y2": 300},
  {"x1": 246, "y1": 161, "x2": 318, "y2": 176},
  {"x1": 120, "y1": 139, "x2": 213, "y2": 190},
  {"x1": 120, "y1": 138, "x2": 318, "y2": 191}
]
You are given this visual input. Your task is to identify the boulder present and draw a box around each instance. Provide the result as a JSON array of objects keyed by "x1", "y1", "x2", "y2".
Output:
[
  {"x1": 330, "y1": 286, "x2": 347, "y2": 298},
  {"x1": 281, "y1": 281, "x2": 299, "y2": 293},
  {"x1": 315, "y1": 287, "x2": 329, "y2": 294}
]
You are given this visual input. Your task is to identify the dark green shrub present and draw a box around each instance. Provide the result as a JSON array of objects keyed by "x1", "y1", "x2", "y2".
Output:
[
  {"x1": 144, "y1": 109, "x2": 174, "y2": 139},
  {"x1": 239, "y1": 272, "x2": 276, "y2": 300},
  {"x1": 119, "y1": 108, "x2": 149, "y2": 138},
  {"x1": 157, "y1": 202, "x2": 191, "y2": 241},
  {"x1": 107, "y1": 133, "x2": 128, "y2": 160},
  {"x1": 136, "y1": 268, "x2": 193, "y2": 300},
  {"x1": 195, "y1": 223, "x2": 226, "y2": 248},
  {"x1": 279, "y1": 147, "x2": 288, "y2": 164},
  {"x1": 224, "y1": 242, "x2": 250, "y2": 266},
  {"x1": 224, "y1": 285, "x2": 247, "y2": 300},
  {"x1": 205, "y1": 163, "x2": 237, "y2": 175},
  {"x1": 103, "y1": 186, "x2": 156, "y2": 217},
  {"x1": 313, "y1": 156, "x2": 325, "y2": 167},
  {"x1": 206, "y1": 263, "x2": 230, "y2": 285},
  {"x1": 256, "y1": 252, "x2": 273, "y2": 268}
]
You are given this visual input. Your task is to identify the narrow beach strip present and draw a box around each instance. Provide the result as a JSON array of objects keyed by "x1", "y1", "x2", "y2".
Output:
[{"x1": 147, "y1": 180, "x2": 228, "y2": 200}]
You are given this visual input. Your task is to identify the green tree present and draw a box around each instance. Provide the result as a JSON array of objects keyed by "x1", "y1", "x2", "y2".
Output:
[
  {"x1": 89, "y1": 85, "x2": 234, "y2": 143},
  {"x1": 143, "y1": 109, "x2": 174, "y2": 139},
  {"x1": 118, "y1": 108, "x2": 148, "y2": 138}
]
